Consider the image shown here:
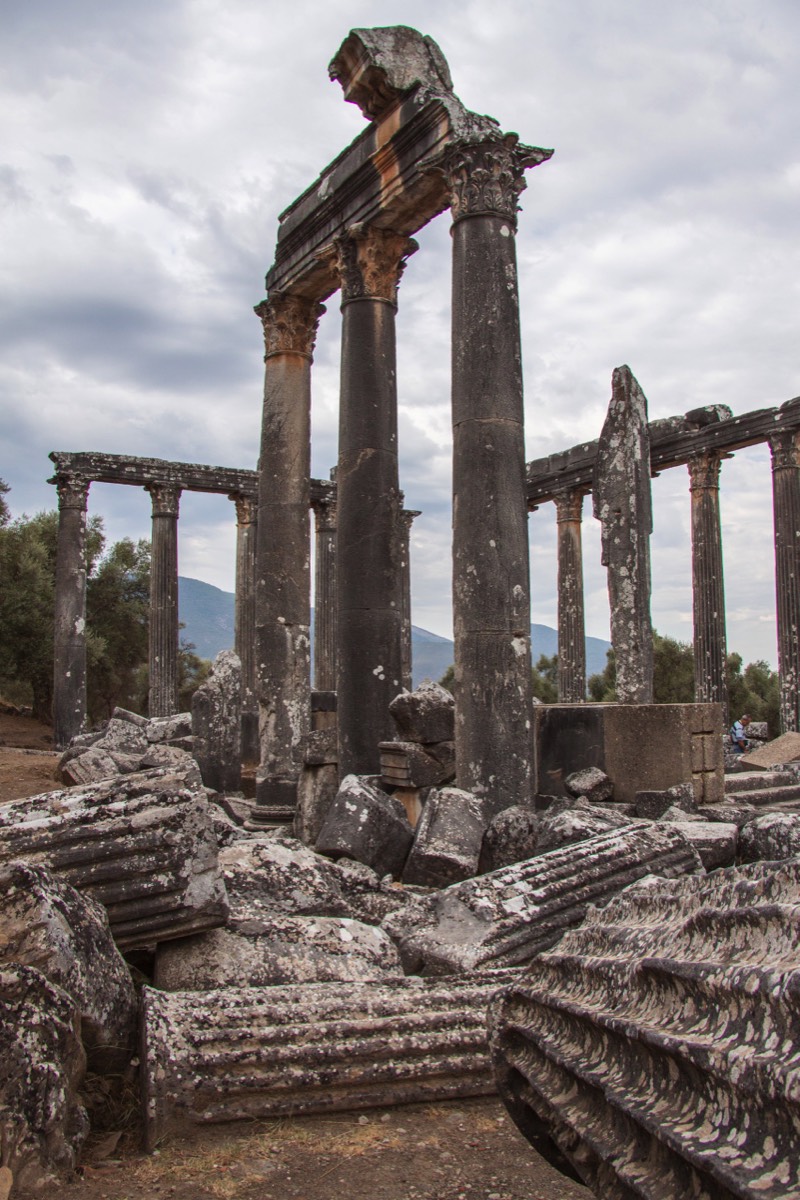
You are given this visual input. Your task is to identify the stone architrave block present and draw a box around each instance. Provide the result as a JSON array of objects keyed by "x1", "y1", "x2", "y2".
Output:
[
  {"x1": 739, "y1": 812, "x2": 800, "y2": 862},
  {"x1": 402, "y1": 787, "x2": 489, "y2": 888},
  {"x1": 59, "y1": 746, "x2": 121, "y2": 786},
  {"x1": 383, "y1": 825, "x2": 703, "y2": 975},
  {"x1": 191, "y1": 650, "x2": 242, "y2": 794},
  {"x1": 490, "y1": 859, "x2": 800, "y2": 1199},
  {"x1": 669, "y1": 820, "x2": 738, "y2": 869},
  {"x1": 0, "y1": 862, "x2": 137, "y2": 1072},
  {"x1": 479, "y1": 805, "x2": 540, "y2": 873},
  {"x1": 218, "y1": 833, "x2": 415, "y2": 928},
  {"x1": 741, "y1": 732, "x2": 800, "y2": 770},
  {"x1": 564, "y1": 767, "x2": 613, "y2": 802},
  {"x1": 379, "y1": 741, "x2": 455, "y2": 790},
  {"x1": 0, "y1": 965, "x2": 89, "y2": 1192},
  {"x1": 0, "y1": 769, "x2": 228, "y2": 949},
  {"x1": 389, "y1": 682, "x2": 455, "y2": 744},
  {"x1": 153, "y1": 914, "x2": 403, "y2": 991},
  {"x1": 146, "y1": 713, "x2": 193, "y2": 743},
  {"x1": 315, "y1": 775, "x2": 414, "y2": 879},
  {"x1": 535, "y1": 803, "x2": 632, "y2": 855},
  {"x1": 141, "y1": 970, "x2": 517, "y2": 1149}
]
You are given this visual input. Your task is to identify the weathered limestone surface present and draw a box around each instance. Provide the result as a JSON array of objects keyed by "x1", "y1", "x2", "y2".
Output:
[
  {"x1": 0, "y1": 966, "x2": 89, "y2": 1192},
  {"x1": 554, "y1": 487, "x2": 587, "y2": 703},
  {"x1": 402, "y1": 787, "x2": 489, "y2": 888},
  {"x1": 739, "y1": 812, "x2": 800, "y2": 862},
  {"x1": 389, "y1": 683, "x2": 455, "y2": 744},
  {"x1": 154, "y1": 915, "x2": 402, "y2": 991},
  {"x1": 661, "y1": 818, "x2": 738, "y2": 868},
  {"x1": 51, "y1": 473, "x2": 90, "y2": 749},
  {"x1": 295, "y1": 730, "x2": 339, "y2": 845},
  {"x1": 191, "y1": 650, "x2": 242, "y2": 794},
  {"x1": 534, "y1": 801, "x2": 632, "y2": 855},
  {"x1": 315, "y1": 775, "x2": 414, "y2": 878},
  {"x1": 769, "y1": 419, "x2": 800, "y2": 733},
  {"x1": 741, "y1": 731, "x2": 800, "y2": 769},
  {"x1": 564, "y1": 767, "x2": 612, "y2": 802},
  {"x1": 479, "y1": 805, "x2": 540, "y2": 873},
  {"x1": 688, "y1": 450, "x2": 728, "y2": 705},
  {"x1": 218, "y1": 833, "x2": 415, "y2": 927},
  {"x1": 58, "y1": 711, "x2": 197, "y2": 786},
  {"x1": 383, "y1": 825, "x2": 702, "y2": 975},
  {"x1": 490, "y1": 858, "x2": 800, "y2": 1199},
  {"x1": 141, "y1": 971, "x2": 516, "y2": 1148},
  {"x1": 634, "y1": 780, "x2": 697, "y2": 820},
  {"x1": 0, "y1": 770, "x2": 228, "y2": 949},
  {"x1": 0, "y1": 862, "x2": 137, "y2": 1071},
  {"x1": 379, "y1": 741, "x2": 455, "y2": 790},
  {"x1": 592, "y1": 366, "x2": 654, "y2": 703},
  {"x1": 147, "y1": 482, "x2": 181, "y2": 718}
]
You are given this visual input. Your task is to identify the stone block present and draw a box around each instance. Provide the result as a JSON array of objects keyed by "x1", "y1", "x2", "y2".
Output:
[
  {"x1": 379, "y1": 741, "x2": 455, "y2": 789},
  {"x1": 479, "y1": 805, "x2": 540, "y2": 873},
  {"x1": 564, "y1": 766, "x2": 613, "y2": 802},
  {"x1": 739, "y1": 812, "x2": 800, "y2": 862},
  {"x1": 389, "y1": 682, "x2": 455, "y2": 744},
  {"x1": 111, "y1": 707, "x2": 149, "y2": 728},
  {"x1": 191, "y1": 650, "x2": 242, "y2": 794},
  {"x1": 535, "y1": 802, "x2": 632, "y2": 854},
  {"x1": 741, "y1": 732, "x2": 800, "y2": 769},
  {"x1": 58, "y1": 746, "x2": 120, "y2": 786},
  {"x1": 635, "y1": 780, "x2": 697, "y2": 820},
  {"x1": 671, "y1": 820, "x2": 738, "y2": 869},
  {"x1": 534, "y1": 703, "x2": 724, "y2": 806},
  {"x1": 383, "y1": 824, "x2": 702, "y2": 975},
  {"x1": 294, "y1": 761, "x2": 339, "y2": 846},
  {"x1": 315, "y1": 775, "x2": 414, "y2": 879},
  {"x1": 402, "y1": 787, "x2": 489, "y2": 888},
  {"x1": 0, "y1": 862, "x2": 137, "y2": 1072},
  {"x1": 146, "y1": 713, "x2": 193, "y2": 743},
  {"x1": 490, "y1": 859, "x2": 800, "y2": 1198},
  {"x1": 697, "y1": 801, "x2": 758, "y2": 827},
  {"x1": 154, "y1": 915, "x2": 402, "y2": 990}
]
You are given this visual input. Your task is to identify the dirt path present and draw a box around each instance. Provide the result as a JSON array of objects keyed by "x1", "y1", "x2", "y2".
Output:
[{"x1": 0, "y1": 711, "x2": 591, "y2": 1200}]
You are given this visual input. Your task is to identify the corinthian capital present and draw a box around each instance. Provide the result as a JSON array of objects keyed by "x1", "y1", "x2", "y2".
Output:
[
  {"x1": 554, "y1": 487, "x2": 585, "y2": 524},
  {"x1": 687, "y1": 451, "x2": 724, "y2": 491},
  {"x1": 254, "y1": 293, "x2": 326, "y2": 360},
  {"x1": 321, "y1": 225, "x2": 417, "y2": 305},
  {"x1": 54, "y1": 474, "x2": 90, "y2": 512},
  {"x1": 769, "y1": 427, "x2": 800, "y2": 472},
  {"x1": 147, "y1": 483, "x2": 181, "y2": 518},
  {"x1": 438, "y1": 134, "x2": 553, "y2": 225}
]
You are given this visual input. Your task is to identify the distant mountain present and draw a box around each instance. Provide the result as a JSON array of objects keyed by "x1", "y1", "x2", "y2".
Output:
[{"x1": 178, "y1": 577, "x2": 611, "y2": 689}]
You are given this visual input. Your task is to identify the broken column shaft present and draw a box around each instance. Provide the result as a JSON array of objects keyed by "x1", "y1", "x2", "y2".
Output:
[
  {"x1": 554, "y1": 488, "x2": 587, "y2": 703},
  {"x1": 141, "y1": 971, "x2": 514, "y2": 1149},
  {"x1": 444, "y1": 136, "x2": 551, "y2": 813},
  {"x1": 147, "y1": 482, "x2": 181, "y2": 718},
  {"x1": 688, "y1": 450, "x2": 728, "y2": 707},
  {"x1": 52, "y1": 473, "x2": 90, "y2": 748},
  {"x1": 328, "y1": 225, "x2": 417, "y2": 777},
  {"x1": 253, "y1": 293, "x2": 325, "y2": 817},
  {"x1": 231, "y1": 493, "x2": 258, "y2": 760},
  {"x1": 769, "y1": 422, "x2": 800, "y2": 732}
]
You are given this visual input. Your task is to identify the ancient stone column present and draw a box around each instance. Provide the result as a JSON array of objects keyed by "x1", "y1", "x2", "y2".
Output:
[
  {"x1": 442, "y1": 135, "x2": 551, "y2": 814},
  {"x1": 146, "y1": 483, "x2": 181, "y2": 718},
  {"x1": 325, "y1": 225, "x2": 417, "y2": 778},
  {"x1": 52, "y1": 473, "x2": 90, "y2": 747},
  {"x1": 253, "y1": 293, "x2": 325, "y2": 817},
  {"x1": 593, "y1": 366, "x2": 654, "y2": 704},
  {"x1": 687, "y1": 450, "x2": 728, "y2": 707},
  {"x1": 311, "y1": 493, "x2": 337, "y2": 692},
  {"x1": 769, "y1": 425, "x2": 800, "y2": 732},
  {"x1": 554, "y1": 487, "x2": 587, "y2": 703},
  {"x1": 399, "y1": 507, "x2": 420, "y2": 692},
  {"x1": 231, "y1": 493, "x2": 258, "y2": 761}
]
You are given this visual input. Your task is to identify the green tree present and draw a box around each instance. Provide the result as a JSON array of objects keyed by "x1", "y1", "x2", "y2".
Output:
[
  {"x1": 86, "y1": 537, "x2": 151, "y2": 721},
  {"x1": 726, "y1": 653, "x2": 780, "y2": 735},
  {"x1": 588, "y1": 647, "x2": 616, "y2": 702},
  {"x1": 439, "y1": 664, "x2": 454, "y2": 692},
  {"x1": 652, "y1": 632, "x2": 694, "y2": 703},
  {"x1": 531, "y1": 653, "x2": 559, "y2": 703}
]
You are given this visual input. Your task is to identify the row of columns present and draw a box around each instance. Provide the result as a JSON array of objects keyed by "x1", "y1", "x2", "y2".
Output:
[
  {"x1": 254, "y1": 136, "x2": 547, "y2": 817},
  {"x1": 545, "y1": 433, "x2": 800, "y2": 730}
]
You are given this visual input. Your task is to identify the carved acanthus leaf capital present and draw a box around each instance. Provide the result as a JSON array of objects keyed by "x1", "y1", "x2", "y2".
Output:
[
  {"x1": 321, "y1": 225, "x2": 418, "y2": 305},
  {"x1": 255, "y1": 293, "x2": 326, "y2": 360},
  {"x1": 554, "y1": 488, "x2": 586, "y2": 524},
  {"x1": 147, "y1": 483, "x2": 181, "y2": 518},
  {"x1": 687, "y1": 451, "x2": 724, "y2": 490},
  {"x1": 231, "y1": 494, "x2": 257, "y2": 527},
  {"x1": 54, "y1": 474, "x2": 90, "y2": 512},
  {"x1": 311, "y1": 496, "x2": 337, "y2": 532},
  {"x1": 769, "y1": 427, "x2": 800, "y2": 471},
  {"x1": 437, "y1": 135, "x2": 553, "y2": 225}
]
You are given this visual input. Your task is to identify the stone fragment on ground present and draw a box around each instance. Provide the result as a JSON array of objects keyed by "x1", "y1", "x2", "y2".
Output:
[
  {"x1": 564, "y1": 766, "x2": 613, "y2": 802},
  {"x1": 402, "y1": 786, "x2": 489, "y2": 888},
  {"x1": 697, "y1": 801, "x2": 759, "y2": 827},
  {"x1": 383, "y1": 825, "x2": 703, "y2": 975},
  {"x1": 0, "y1": 965, "x2": 89, "y2": 1192},
  {"x1": 0, "y1": 861, "x2": 137, "y2": 1071},
  {"x1": 154, "y1": 914, "x2": 403, "y2": 990},
  {"x1": 634, "y1": 780, "x2": 697, "y2": 820},
  {"x1": 379, "y1": 740, "x2": 455, "y2": 790},
  {"x1": 0, "y1": 768, "x2": 228, "y2": 949},
  {"x1": 741, "y1": 731, "x2": 800, "y2": 769},
  {"x1": 664, "y1": 820, "x2": 738, "y2": 868},
  {"x1": 315, "y1": 775, "x2": 414, "y2": 878},
  {"x1": 739, "y1": 811, "x2": 800, "y2": 862},
  {"x1": 479, "y1": 804, "x2": 540, "y2": 873},
  {"x1": 388, "y1": 682, "x2": 455, "y2": 744},
  {"x1": 191, "y1": 649, "x2": 242, "y2": 794},
  {"x1": 141, "y1": 970, "x2": 517, "y2": 1149},
  {"x1": 490, "y1": 857, "x2": 800, "y2": 1199},
  {"x1": 57, "y1": 711, "x2": 197, "y2": 786},
  {"x1": 535, "y1": 800, "x2": 633, "y2": 855}
]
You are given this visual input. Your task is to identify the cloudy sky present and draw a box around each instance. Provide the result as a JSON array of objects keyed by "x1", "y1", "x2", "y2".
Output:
[{"x1": 2, "y1": 0, "x2": 798, "y2": 669}]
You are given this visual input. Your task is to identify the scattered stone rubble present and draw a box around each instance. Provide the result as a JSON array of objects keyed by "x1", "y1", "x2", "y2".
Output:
[
  {"x1": 490, "y1": 858, "x2": 800, "y2": 1199},
  {"x1": 57, "y1": 707, "x2": 196, "y2": 786}
]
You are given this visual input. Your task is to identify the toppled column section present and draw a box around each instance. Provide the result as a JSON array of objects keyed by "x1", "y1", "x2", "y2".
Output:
[
  {"x1": 191, "y1": 649, "x2": 242, "y2": 794},
  {"x1": 0, "y1": 769, "x2": 228, "y2": 949},
  {"x1": 382, "y1": 825, "x2": 702, "y2": 975},
  {"x1": 490, "y1": 859, "x2": 800, "y2": 1200},
  {"x1": 141, "y1": 971, "x2": 514, "y2": 1148},
  {"x1": 593, "y1": 366, "x2": 654, "y2": 703}
]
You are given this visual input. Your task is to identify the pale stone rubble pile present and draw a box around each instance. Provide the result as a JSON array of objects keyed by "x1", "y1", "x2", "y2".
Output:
[{"x1": 2, "y1": 679, "x2": 800, "y2": 1195}]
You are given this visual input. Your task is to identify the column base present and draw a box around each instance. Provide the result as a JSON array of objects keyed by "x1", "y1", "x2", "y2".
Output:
[{"x1": 246, "y1": 775, "x2": 298, "y2": 827}]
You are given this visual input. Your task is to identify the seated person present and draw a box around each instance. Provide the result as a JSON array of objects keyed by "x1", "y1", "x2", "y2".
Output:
[{"x1": 730, "y1": 713, "x2": 752, "y2": 753}]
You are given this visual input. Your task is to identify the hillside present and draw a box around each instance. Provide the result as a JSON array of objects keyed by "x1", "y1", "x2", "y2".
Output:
[{"x1": 178, "y1": 577, "x2": 611, "y2": 688}]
